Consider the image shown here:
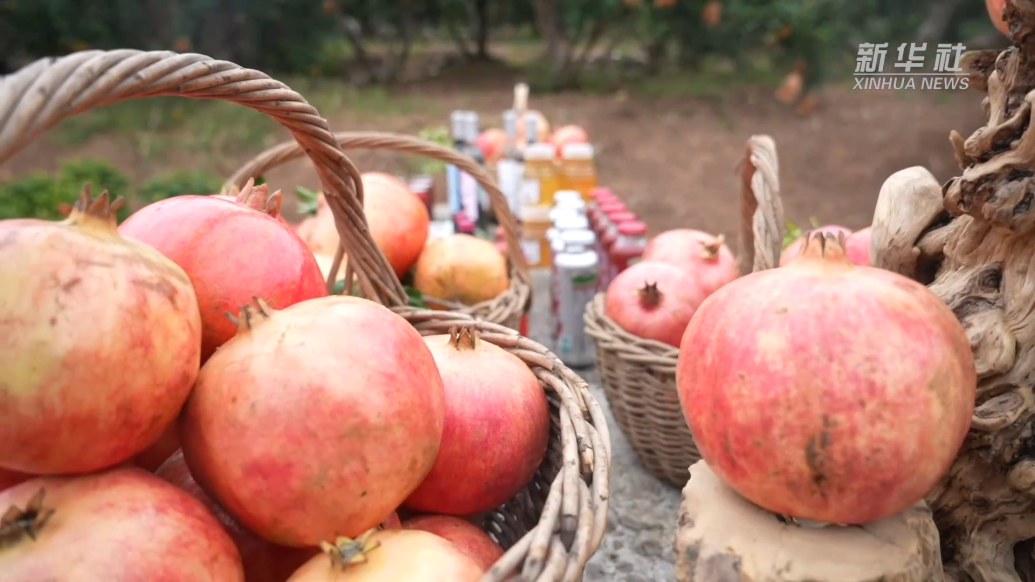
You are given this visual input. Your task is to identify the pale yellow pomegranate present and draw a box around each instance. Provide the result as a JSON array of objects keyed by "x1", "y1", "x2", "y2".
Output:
[{"x1": 413, "y1": 234, "x2": 509, "y2": 305}]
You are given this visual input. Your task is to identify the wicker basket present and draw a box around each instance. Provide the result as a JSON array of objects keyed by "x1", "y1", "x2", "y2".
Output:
[
  {"x1": 0, "y1": 49, "x2": 611, "y2": 582},
  {"x1": 583, "y1": 135, "x2": 784, "y2": 488},
  {"x1": 225, "y1": 132, "x2": 531, "y2": 330}
]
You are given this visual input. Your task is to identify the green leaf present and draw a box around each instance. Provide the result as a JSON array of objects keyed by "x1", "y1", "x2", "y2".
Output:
[
  {"x1": 254, "y1": 175, "x2": 267, "y2": 186},
  {"x1": 295, "y1": 186, "x2": 321, "y2": 216},
  {"x1": 783, "y1": 218, "x2": 803, "y2": 249},
  {"x1": 331, "y1": 279, "x2": 346, "y2": 295},
  {"x1": 404, "y1": 285, "x2": 428, "y2": 308},
  {"x1": 808, "y1": 216, "x2": 821, "y2": 228}
]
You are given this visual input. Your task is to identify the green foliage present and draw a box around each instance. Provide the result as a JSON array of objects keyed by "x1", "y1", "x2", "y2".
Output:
[
  {"x1": 296, "y1": 186, "x2": 321, "y2": 216},
  {"x1": 414, "y1": 126, "x2": 453, "y2": 175},
  {"x1": 0, "y1": 158, "x2": 131, "y2": 221},
  {"x1": 137, "y1": 170, "x2": 224, "y2": 206}
]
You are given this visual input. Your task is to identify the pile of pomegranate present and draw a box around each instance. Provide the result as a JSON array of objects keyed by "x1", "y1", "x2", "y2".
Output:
[
  {"x1": 676, "y1": 232, "x2": 976, "y2": 524},
  {"x1": 0, "y1": 184, "x2": 551, "y2": 582}
]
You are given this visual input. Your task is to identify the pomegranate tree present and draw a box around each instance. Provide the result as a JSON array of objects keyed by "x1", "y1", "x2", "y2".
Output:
[
  {"x1": 0, "y1": 468, "x2": 243, "y2": 580},
  {"x1": 677, "y1": 233, "x2": 976, "y2": 524},
  {"x1": 404, "y1": 326, "x2": 549, "y2": 515},
  {"x1": 641, "y1": 229, "x2": 738, "y2": 297},
  {"x1": 287, "y1": 529, "x2": 484, "y2": 582},
  {"x1": 0, "y1": 187, "x2": 201, "y2": 475},
  {"x1": 605, "y1": 261, "x2": 707, "y2": 346},
  {"x1": 413, "y1": 234, "x2": 509, "y2": 305},
  {"x1": 119, "y1": 179, "x2": 325, "y2": 362},
  {"x1": 180, "y1": 296, "x2": 445, "y2": 547},
  {"x1": 403, "y1": 515, "x2": 504, "y2": 571}
]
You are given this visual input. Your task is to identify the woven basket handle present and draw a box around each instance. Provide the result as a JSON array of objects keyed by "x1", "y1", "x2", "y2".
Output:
[
  {"x1": 0, "y1": 49, "x2": 407, "y2": 307},
  {"x1": 225, "y1": 131, "x2": 531, "y2": 286},
  {"x1": 736, "y1": 134, "x2": 785, "y2": 274}
]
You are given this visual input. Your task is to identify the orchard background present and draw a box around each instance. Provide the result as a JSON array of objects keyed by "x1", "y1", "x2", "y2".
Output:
[{"x1": 0, "y1": 0, "x2": 1005, "y2": 235}]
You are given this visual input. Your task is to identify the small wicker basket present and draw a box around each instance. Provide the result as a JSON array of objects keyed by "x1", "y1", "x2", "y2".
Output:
[
  {"x1": 584, "y1": 135, "x2": 784, "y2": 487},
  {"x1": 0, "y1": 49, "x2": 610, "y2": 582},
  {"x1": 227, "y1": 134, "x2": 531, "y2": 330}
]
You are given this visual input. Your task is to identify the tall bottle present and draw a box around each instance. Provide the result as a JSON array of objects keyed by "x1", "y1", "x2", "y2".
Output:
[
  {"x1": 468, "y1": 111, "x2": 495, "y2": 232},
  {"x1": 497, "y1": 109, "x2": 523, "y2": 215},
  {"x1": 445, "y1": 110, "x2": 466, "y2": 218},
  {"x1": 455, "y1": 111, "x2": 483, "y2": 228}
]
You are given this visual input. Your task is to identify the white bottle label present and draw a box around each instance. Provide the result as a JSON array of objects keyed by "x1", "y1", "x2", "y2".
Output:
[
  {"x1": 497, "y1": 160, "x2": 522, "y2": 215},
  {"x1": 554, "y1": 263, "x2": 598, "y2": 366},
  {"x1": 521, "y1": 239, "x2": 541, "y2": 265},
  {"x1": 459, "y1": 172, "x2": 479, "y2": 223},
  {"x1": 520, "y1": 178, "x2": 540, "y2": 206}
]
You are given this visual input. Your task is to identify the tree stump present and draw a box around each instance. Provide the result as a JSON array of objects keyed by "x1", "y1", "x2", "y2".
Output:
[
  {"x1": 673, "y1": 462, "x2": 945, "y2": 582},
  {"x1": 869, "y1": 2, "x2": 1035, "y2": 581}
]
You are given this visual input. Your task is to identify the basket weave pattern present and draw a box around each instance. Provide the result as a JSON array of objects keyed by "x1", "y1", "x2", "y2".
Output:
[{"x1": 0, "y1": 49, "x2": 610, "y2": 582}]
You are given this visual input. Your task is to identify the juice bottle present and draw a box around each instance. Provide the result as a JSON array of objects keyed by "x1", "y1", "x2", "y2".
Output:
[
  {"x1": 560, "y1": 143, "x2": 597, "y2": 200},
  {"x1": 593, "y1": 200, "x2": 627, "y2": 279},
  {"x1": 521, "y1": 143, "x2": 560, "y2": 207},
  {"x1": 551, "y1": 228, "x2": 595, "y2": 341},
  {"x1": 553, "y1": 197, "x2": 586, "y2": 217},
  {"x1": 519, "y1": 205, "x2": 553, "y2": 268},
  {"x1": 601, "y1": 210, "x2": 636, "y2": 286},
  {"x1": 553, "y1": 239, "x2": 599, "y2": 368},
  {"x1": 553, "y1": 189, "x2": 583, "y2": 206},
  {"x1": 610, "y1": 220, "x2": 648, "y2": 277},
  {"x1": 586, "y1": 187, "x2": 614, "y2": 231}
]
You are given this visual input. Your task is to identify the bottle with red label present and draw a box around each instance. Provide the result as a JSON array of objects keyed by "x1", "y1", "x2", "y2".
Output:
[
  {"x1": 587, "y1": 187, "x2": 614, "y2": 231},
  {"x1": 601, "y1": 209, "x2": 636, "y2": 287},
  {"x1": 593, "y1": 200, "x2": 627, "y2": 274},
  {"x1": 610, "y1": 220, "x2": 648, "y2": 278}
]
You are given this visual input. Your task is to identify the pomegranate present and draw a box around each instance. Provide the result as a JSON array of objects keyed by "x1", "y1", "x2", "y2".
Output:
[
  {"x1": 780, "y1": 224, "x2": 852, "y2": 266},
  {"x1": 702, "y1": 0, "x2": 721, "y2": 25},
  {"x1": 604, "y1": 262, "x2": 707, "y2": 347},
  {"x1": 413, "y1": 234, "x2": 509, "y2": 305},
  {"x1": 119, "y1": 179, "x2": 326, "y2": 362},
  {"x1": 677, "y1": 233, "x2": 976, "y2": 524},
  {"x1": 0, "y1": 467, "x2": 33, "y2": 491},
  {"x1": 287, "y1": 529, "x2": 484, "y2": 582},
  {"x1": 641, "y1": 229, "x2": 738, "y2": 297},
  {"x1": 0, "y1": 467, "x2": 243, "y2": 580},
  {"x1": 156, "y1": 450, "x2": 319, "y2": 582},
  {"x1": 298, "y1": 174, "x2": 429, "y2": 278},
  {"x1": 550, "y1": 125, "x2": 589, "y2": 155},
  {"x1": 403, "y1": 515, "x2": 504, "y2": 571},
  {"x1": 1, "y1": 187, "x2": 201, "y2": 475},
  {"x1": 475, "y1": 128, "x2": 507, "y2": 164},
  {"x1": 180, "y1": 296, "x2": 445, "y2": 546},
  {"x1": 987, "y1": 0, "x2": 1010, "y2": 36},
  {"x1": 844, "y1": 227, "x2": 871, "y2": 266},
  {"x1": 404, "y1": 326, "x2": 549, "y2": 515}
]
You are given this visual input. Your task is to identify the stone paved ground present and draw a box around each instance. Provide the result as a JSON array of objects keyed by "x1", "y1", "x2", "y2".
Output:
[{"x1": 527, "y1": 270, "x2": 682, "y2": 582}]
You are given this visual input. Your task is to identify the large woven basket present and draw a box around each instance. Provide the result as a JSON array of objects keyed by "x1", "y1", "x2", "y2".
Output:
[
  {"x1": 583, "y1": 135, "x2": 784, "y2": 487},
  {"x1": 0, "y1": 49, "x2": 611, "y2": 582},
  {"x1": 226, "y1": 134, "x2": 531, "y2": 330}
]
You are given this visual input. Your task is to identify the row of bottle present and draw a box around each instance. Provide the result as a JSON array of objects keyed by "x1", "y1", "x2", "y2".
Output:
[
  {"x1": 518, "y1": 141, "x2": 597, "y2": 208},
  {"x1": 586, "y1": 187, "x2": 648, "y2": 291},
  {"x1": 445, "y1": 110, "x2": 493, "y2": 234},
  {"x1": 546, "y1": 191, "x2": 599, "y2": 368}
]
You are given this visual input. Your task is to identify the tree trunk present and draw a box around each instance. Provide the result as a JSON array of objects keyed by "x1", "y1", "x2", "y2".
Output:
[{"x1": 474, "y1": 0, "x2": 491, "y2": 59}]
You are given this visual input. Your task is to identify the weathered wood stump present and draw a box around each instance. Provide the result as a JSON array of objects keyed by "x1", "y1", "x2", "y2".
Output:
[
  {"x1": 870, "y1": 2, "x2": 1035, "y2": 580},
  {"x1": 674, "y1": 461, "x2": 945, "y2": 582}
]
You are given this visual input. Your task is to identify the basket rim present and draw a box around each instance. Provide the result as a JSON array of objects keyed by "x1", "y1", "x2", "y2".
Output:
[{"x1": 584, "y1": 293, "x2": 679, "y2": 363}]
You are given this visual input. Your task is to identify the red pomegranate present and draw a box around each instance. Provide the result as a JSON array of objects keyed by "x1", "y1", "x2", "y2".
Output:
[
  {"x1": 287, "y1": 529, "x2": 484, "y2": 582},
  {"x1": 475, "y1": 128, "x2": 507, "y2": 164},
  {"x1": 604, "y1": 261, "x2": 707, "y2": 347},
  {"x1": 297, "y1": 173, "x2": 430, "y2": 277},
  {"x1": 180, "y1": 296, "x2": 446, "y2": 547},
  {"x1": 119, "y1": 179, "x2": 326, "y2": 362},
  {"x1": 404, "y1": 327, "x2": 549, "y2": 516},
  {"x1": 780, "y1": 224, "x2": 852, "y2": 266},
  {"x1": 987, "y1": 0, "x2": 1010, "y2": 36},
  {"x1": 641, "y1": 229, "x2": 738, "y2": 297},
  {"x1": 550, "y1": 125, "x2": 589, "y2": 155},
  {"x1": 0, "y1": 467, "x2": 243, "y2": 580},
  {"x1": 844, "y1": 227, "x2": 871, "y2": 266},
  {"x1": 677, "y1": 233, "x2": 976, "y2": 524},
  {"x1": 403, "y1": 515, "x2": 504, "y2": 571},
  {"x1": 157, "y1": 450, "x2": 319, "y2": 582},
  {"x1": 1, "y1": 187, "x2": 201, "y2": 475},
  {"x1": 0, "y1": 467, "x2": 33, "y2": 491}
]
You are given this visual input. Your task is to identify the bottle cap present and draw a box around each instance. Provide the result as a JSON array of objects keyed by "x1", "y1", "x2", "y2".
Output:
[
  {"x1": 590, "y1": 187, "x2": 613, "y2": 199},
  {"x1": 560, "y1": 228, "x2": 596, "y2": 246},
  {"x1": 524, "y1": 143, "x2": 555, "y2": 160},
  {"x1": 554, "y1": 214, "x2": 590, "y2": 230},
  {"x1": 618, "y1": 221, "x2": 648, "y2": 236},
  {"x1": 608, "y1": 210, "x2": 637, "y2": 223},
  {"x1": 561, "y1": 143, "x2": 594, "y2": 159},
  {"x1": 553, "y1": 190, "x2": 583, "y2": 204},
  {"x1": 549, "y1": 207, "x2": 581, "y2": 223},
  {"x1": 599, "y1": 201, "x2": 627, "y2": 214}
]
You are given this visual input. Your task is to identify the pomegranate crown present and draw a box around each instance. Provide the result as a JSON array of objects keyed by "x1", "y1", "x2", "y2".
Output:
[
  {"x1": 69, "y1": 184, "x2": 126, "y2": 229},
  {"x1": 700, "y1": 234, "x2": 725, "y2": 259},
  {"x1": 798, "y1": 230, "x2": 851, "y2": 265},
  {"x1": 224, "y1": 296, "x2": 276, "y2": 334},
  {"x1": 0, "y1": 487, "x2": 54, "y2": 545},
  {"x1": 448, "y1": 325, "x2": 479, "y2": 350},
  {"x1": 231, "y1": 178, "x2": 283, "y2": 218},
  {"x1": 637, "y1": 281, "x2": 663, "y2": 308},
  {"x1": 319, "y1": 527, "x2": 382, "y2": 571}
]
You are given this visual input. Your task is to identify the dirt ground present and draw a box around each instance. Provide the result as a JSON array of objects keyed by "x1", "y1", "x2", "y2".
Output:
[{"x1": 5, "y1": 64, "x2": 987, "y2": 241}]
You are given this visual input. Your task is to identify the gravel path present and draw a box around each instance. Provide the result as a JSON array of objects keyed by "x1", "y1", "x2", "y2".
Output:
[{"x1": 527, "y1": 270, "x2": 682, "y2": 582}]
